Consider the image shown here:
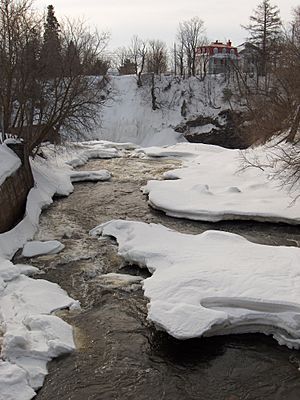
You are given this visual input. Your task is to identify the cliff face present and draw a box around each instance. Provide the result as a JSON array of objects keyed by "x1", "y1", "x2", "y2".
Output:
[
  {"x1": 88, "y1": 74, "x2": 232, "y2": 147},
  {"x1": 181, "y1": 110, "x2": 250, "y2": 149}
]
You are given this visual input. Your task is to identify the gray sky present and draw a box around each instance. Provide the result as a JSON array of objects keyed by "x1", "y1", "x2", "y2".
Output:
[{"x1": 34, "y1": 0, "x2": 300, "y2": 49}]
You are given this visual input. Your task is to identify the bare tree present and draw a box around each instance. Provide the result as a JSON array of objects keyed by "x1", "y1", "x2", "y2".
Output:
[
  {"x1": 175, "y1": 39, "x2": 185, "y2": 76},
  {"x1": 0, "y1": 0, "x2": 37, "y2": 134},
  {"x1": 177, "y1": 17, "x2": 205, "y2": 77},
  {"x1": 128, "y1": 35, "x2": 148, "y2": 86},
  {"x1": 146, "y1": 39, "x2": 168, "y2": 75},
  {"x1": 0, "y1": 1, "x2": 110, "y2": 154}
]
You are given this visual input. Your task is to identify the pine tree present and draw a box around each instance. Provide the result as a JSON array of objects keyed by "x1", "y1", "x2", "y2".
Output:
[
  {"x1": 40, "y1": 4, "x2": 61, "y2": 78},
  {"x1": 243, "y1": 0, "x2": 282, "y2": 76},
  {"x1": 65, "y1": 41, "x2": 81, "y2": 76}
]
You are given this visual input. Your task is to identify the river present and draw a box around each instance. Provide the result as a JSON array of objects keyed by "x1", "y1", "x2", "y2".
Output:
[{"x1": 15, "y1": 155, "x2": 300, "y2": 400}]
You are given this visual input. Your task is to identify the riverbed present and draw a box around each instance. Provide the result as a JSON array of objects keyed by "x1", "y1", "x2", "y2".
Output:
[{"x1": 16, "y1": 156, "x2": 300, "y2": 400}]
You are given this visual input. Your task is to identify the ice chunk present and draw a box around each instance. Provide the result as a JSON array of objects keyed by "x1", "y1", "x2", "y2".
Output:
[
  {"x1": 70, "y1": 169, "x2": 111, "y2": 182},
  {"x1": 22, "y1": 240, "x2": 65, "y2": 257},
  {"x1": 93, "y1": 219, "x2": 300, "y2": 349}
]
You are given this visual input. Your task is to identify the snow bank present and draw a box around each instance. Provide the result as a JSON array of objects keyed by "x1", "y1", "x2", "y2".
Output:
[
  {"x1": 0, "y1": 157, "x2": 74, "y2": 260},
  {"x1": 0, "y1": 140, "x2": 132, "y2": 399},
  {"x1": 0, "y1": 143, "x2": 96, "y2": 399},
  {"x1": 0, "y1": 361, "x2": 35, "y2": 400},
  {"x1": 0, "y1": 159, "x2": 77, "y2": 399},
  {"x1": 0, "y1": 144, "x2": 21, "y2": 185},
  {"x1": 0, "y1": 139, "x2": 121, "y2": 399},
  {"x1": 92, "y1": 219, "x2": 300, "y2": 349},
  {"x1": 141, "y1": 143, "x2": 300, "y2": 224},
  {"x1": 0, "y1": 257, "x2": 78, "y2": 399}
]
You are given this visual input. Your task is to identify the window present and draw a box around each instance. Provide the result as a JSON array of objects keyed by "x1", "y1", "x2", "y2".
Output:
[{"x1": 213, "y1": 47, "x2": 218, "y2": 54}]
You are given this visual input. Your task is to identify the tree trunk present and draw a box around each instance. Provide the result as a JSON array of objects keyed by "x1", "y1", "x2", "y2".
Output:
[
  {"x1": 151, "y1": 73, "x2": 158, "y2": 110},
  {"x1": 286, "y1": 105, "x2": 300, "y2": 143}
]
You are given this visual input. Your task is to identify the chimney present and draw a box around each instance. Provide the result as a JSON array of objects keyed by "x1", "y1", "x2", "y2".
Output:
[{"x1": 227, "y1": 40, "x2": 232, "y2": 47}]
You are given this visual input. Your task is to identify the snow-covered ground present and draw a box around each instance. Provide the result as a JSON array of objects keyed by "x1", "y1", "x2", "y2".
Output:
[
  {"x1": 0, "y1": 142, "x2": 118, "y2": 400},
  {"x1": 140, "y1": 143, "x2": 300, "y2": 224},
  {"x1": 92, "y1": 219, "x2": 300, "y2": 349},
  {"x1": 90, "y1": 75, "x2": 228, "y2": 146}
]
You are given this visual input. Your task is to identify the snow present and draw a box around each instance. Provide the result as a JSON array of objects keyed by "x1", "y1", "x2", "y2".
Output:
[
  {"x1": 141, "y1": 143, "x2": 300, "y2": 224},
  {"x1": 0, "y1": 144, "x2": 21, "y2": 185},
  {"x1": 0, "y1": 258, "x2": 79, "y2": 397},
  {"x1": 66, "y1": 146, "x2": 119, "y2": 168},
  {"x1": 96, "y1": 273, "x2": 143, "y2": 290},
  {"x1": 92, "y1": 219, "x2": 300, "y2": 349},
  {"x1": 90, "y1": 75, "x2": 228, "y2": 146},
  {"x1": 22, "y1": 240, "x2": 65, "y2": 257},
  {"x1": 0, "y1": 361, "x2": 35, "y2": 400},
  {"x1": 100, "y1": 272, "x2": 143, "y2": 283},
  {"x1": 70, "y1": 169, "x2": 111, "y2": 182}
]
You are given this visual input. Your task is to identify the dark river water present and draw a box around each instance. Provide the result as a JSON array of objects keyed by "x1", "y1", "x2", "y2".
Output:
[{"x1": 16, "y1": 156, "x2": 300, "y2": 400}]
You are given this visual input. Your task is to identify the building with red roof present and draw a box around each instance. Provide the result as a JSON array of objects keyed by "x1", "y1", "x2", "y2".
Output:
[{"x1": 196, "y1": 40, "x2": 239, "y2": 75}]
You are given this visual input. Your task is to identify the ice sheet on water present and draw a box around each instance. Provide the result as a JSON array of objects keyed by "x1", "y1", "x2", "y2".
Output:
[{"x1": 92, "y1": 219, "x2": 300, "y2": 349}]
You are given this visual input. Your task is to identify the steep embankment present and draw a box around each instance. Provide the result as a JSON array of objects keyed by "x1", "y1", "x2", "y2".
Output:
[{"x1": 91, "y1": 74, "x2": 231, "y2": 146}]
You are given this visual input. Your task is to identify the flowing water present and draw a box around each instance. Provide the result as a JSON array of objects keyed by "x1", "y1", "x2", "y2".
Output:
[{"x1": 16, "y1": 156, "x2": 300, "y2": 400}]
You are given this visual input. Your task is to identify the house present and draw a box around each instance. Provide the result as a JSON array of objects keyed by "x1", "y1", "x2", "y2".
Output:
[
  {"x1": 237, "y1": 42, "x2": 259, "y2": 75},
  {"x1": 196, "y1": 40, "x2": 239, "y2": 75}
]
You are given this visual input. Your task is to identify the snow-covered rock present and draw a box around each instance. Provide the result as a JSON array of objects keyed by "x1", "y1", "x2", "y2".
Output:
[
  {"x1": 22, "y1": 240, "x2": 65, "y2": 257},
  {"x1": 92, "y1": 219, "x2": 300, "y2": 349}
]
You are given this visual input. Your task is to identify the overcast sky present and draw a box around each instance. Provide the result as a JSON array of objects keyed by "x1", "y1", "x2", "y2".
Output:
[{"x1": 34, "y1": 0, "x2": 300, "y2": 49}]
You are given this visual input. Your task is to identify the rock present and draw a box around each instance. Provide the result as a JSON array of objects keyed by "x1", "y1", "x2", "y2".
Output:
[{"x1": 180, "y1": 110, "x2": 250, "y2": 150}]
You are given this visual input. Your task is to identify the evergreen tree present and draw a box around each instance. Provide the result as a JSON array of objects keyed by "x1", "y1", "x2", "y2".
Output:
[
  {"x1": 65, "y1": 40, "x2": 81, "y2": 76},
  {"x1": 243, "y1": 0, "x2": 282, "y2": 76},
  {"x1": 40, "y1": 4, "x2": 61, "y2": 78}
]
